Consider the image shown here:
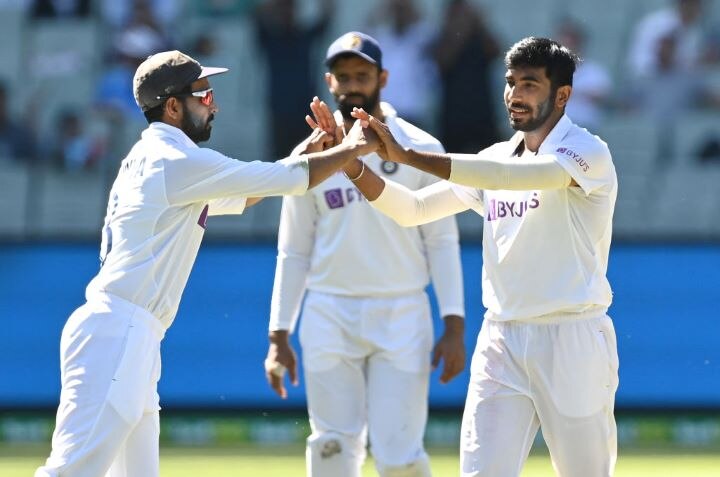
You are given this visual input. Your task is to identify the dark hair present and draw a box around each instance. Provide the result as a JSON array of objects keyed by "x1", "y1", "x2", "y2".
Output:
[
  {"x1": 504, "y1": 37, "x2": 578, "y2": 88},
  {"x1": 143, "y1": 103, "x2": 165, "y2": 124}
]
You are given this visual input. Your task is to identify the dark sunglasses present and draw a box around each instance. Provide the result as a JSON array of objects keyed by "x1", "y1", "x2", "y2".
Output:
[{"x1": 156, "y1": 88, "x2": 214, "y2": 106}]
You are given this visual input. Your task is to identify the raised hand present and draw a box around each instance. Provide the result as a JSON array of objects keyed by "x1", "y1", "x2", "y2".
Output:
[
  {"x1": 351, "y1": 107, "x2": 407, "y2": 164},
  {"x1": 341, "y1": 118, "x2": 379, "y2": 156},
  {"x1": 296, "y1": 127, "x2": 334, "y2": 154},
  {"x1": 306, "y1": 96, "x2": 343, "y2": 146}
]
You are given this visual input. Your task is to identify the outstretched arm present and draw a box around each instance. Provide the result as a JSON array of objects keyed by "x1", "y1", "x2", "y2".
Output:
[
  {"x1": 351, "y1": 108, "x2": 453, "y2": 179},
  {"x1": 305, "y1": 119, "x2": 378, "y2": 188},
  {"x1": 351, "y1": 108, "x2": 572, "y2": 190},
  {"x1": 343, "y1": 161, "x2": 470, "y2": 226}
]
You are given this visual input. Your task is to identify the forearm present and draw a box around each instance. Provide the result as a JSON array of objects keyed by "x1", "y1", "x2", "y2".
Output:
[
  {"x1": 426, "y1": 232, "x2": 465, "y2": 318},
  {"x1": 401, "y1": 148, "x2": 453, "y2": 180},
  {"x1": 343, "y1": 159, "x2": 385, "y2": 200},
  {"x1": 306, "y1": 144, "x2": 361, "y2": 188},
  {"x1": 371, "y1": 180, "x2": 469, "y2": 227},
  {"x1": 269, "y1": 252, "x2": 309, "y2": 333},
  {"x1": 448, "y1": 153, "x2": 571, "y2": 190}
]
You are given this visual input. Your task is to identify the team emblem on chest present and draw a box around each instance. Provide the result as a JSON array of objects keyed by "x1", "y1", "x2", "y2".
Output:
[{"x1": 381, "y1": 161, "x2": 398, "y2": 174}]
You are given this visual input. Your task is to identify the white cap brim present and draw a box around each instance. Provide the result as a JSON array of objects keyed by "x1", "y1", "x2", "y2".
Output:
[{"x1": 199, "y1": 66, "x2": 229, "y2": 79}]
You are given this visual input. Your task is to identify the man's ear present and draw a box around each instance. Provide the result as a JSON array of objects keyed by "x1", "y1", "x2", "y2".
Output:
[
  {"x1": 325, "y1": 72, "x2": 334, "y2": 93},
  {"x1": 379, "y1": 69, "x2": 388, "y2": 89},
  {"x1": 555, "y1": 85, "x2": 572, "y2": 109},
  {"x1": 163, "y1": 97, "x2": 183, "y2": 122}
]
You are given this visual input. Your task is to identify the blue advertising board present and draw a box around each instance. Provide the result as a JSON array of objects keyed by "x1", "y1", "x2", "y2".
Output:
[{"x1": 1, "y1": 243, "x2": 718, "y2": 409}]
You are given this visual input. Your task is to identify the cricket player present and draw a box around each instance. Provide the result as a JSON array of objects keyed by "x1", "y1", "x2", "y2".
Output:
[
  {"x1": 35, "y1": 50, "x2": 378, "y2": 477},
  {"x1": 334, "y1": 37, "x2": 619, "y2": 476},
  {"x1": 263, "y1": 32, "x2": 466, "y2": 477}
]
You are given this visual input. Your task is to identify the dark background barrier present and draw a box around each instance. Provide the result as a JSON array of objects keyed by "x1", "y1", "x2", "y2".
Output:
[{"x1": 2, "y1": 242, "x2": 718, "y2": 409}]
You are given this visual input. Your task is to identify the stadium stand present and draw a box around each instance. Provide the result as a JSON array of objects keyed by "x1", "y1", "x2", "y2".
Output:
[
  {"x1": 0, "y1": 0, "x2": 716, "y2": 242},
  {"x1": 0, "y1": 7, "x2": 25, "y2": 103},
  {"x1": 672, "y1": 110, "x2": 720, "y2": 161},
  {"x1": 29, "y1": 167, "x2": 106, "y2": 239},
  {"x1": 0, "y1": 157, "x2": 31, "y2": 239},
  {"x1": 25, "y1": 19, "x2": 100, "y2": 140}
]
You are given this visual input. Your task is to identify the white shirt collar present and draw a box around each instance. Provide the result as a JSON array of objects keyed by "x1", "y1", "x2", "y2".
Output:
[
  {"x1": 506, "y1": 114, "x2": 573, "y2": 155},
  {"x1": 538, "y1": 114, "x2": 573, "y2": 153},
  {"x1": 142, "y1": 122, "x2": 199, "y2": 149}
]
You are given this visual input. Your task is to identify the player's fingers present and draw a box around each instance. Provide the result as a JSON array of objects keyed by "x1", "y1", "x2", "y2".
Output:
[
  {"x1": 318, "y1": 100, "x2": 336, "y2": 129},
  {"x1": 350, "y1": 108, "x2": 370, "y2": 128},
  {"x1": 431, "y1": 346, "x2": 441, "y2": 370},
  {"x1": 440, "y1": 367, "x2": 452, "y2": 384},
  {"x1": 334, "y1": 125, "x2": 344, "y2": 144},
  {"x1": 439, "y1": 357, "x2": 455, "y2": 383},
  {"x1": 266, "y1": 371, "x2": 286, "y2": 398},
  {"x1": 354, "y1": 109, "x2": 390, "y2": 139},
  {"x1": 320, "y1": 131, "x2": 335, "y2": 148},
  {"x1": 288, "y1": 360, "x2": 299, "y2": 386},
  {"x1": 309, "y1": 99, "x2": 329, "y2": 133},
  {"x1": 275, "y1": 378, "x2": 287, "y2": 399},
  {"x1": 351, "y1": 107, "x2": 369, "y2": 121},
  {"x1": 367, "y1": 115, "x2": 392, "y2": 140},
  {"x1": 305, "y1": 114, "x2": 319, "y2": 130},
  {"x1": 310, "y1": 97, "x2": 335, "y2": 134},
  {"x1": 441, "y1": 357, "x2": 464, "y2": 384}
]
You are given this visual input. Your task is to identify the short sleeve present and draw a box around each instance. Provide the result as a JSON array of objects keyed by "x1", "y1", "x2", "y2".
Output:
[{"x1": 550, "y1": 140, "x2": 614, "y2": 196}]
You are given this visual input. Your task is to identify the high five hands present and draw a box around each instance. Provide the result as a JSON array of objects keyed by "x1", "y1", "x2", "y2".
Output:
[
  {"x1": 306, "y1": 96, "x2": 343, "y2": 145},
  {"x1": 304, "y1": 98, "x2": 407, "y2": 160},
  {"x1": 350, "y1": 107, "x2": 407, "y2": 164}
]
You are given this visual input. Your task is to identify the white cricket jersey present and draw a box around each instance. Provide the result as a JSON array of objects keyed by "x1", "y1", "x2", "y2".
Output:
[
  {"x1": 270, "y1": 103, "x2": 464, "y2": 331},
  {"x1": 86, "y1": 122, "x2": 309, "y2": 329},
  {"x1": 451, "y1": 115, "x2": 617, "y2": 321}
]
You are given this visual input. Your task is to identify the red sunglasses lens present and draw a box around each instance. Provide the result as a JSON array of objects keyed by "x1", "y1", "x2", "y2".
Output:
[{"x1": 201, "y1": 90, "x2": 213, "y2": 105}]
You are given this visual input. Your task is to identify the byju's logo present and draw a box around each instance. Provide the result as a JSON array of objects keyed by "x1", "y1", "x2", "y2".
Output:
[
  {"x1": 324, "y1": 187, "x2": 366, "y2": 210},
  {"x1": 486, "y1": 193, "x2": 540, "y2": 222},
  {"x1": 556, "y1": 147, "x2": 589, "y2": 172}
]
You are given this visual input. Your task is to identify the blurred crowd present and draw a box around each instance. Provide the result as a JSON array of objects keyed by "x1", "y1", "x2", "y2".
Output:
[{"x1": 1, "y1": 0, "x2": 720, "y2": 173}]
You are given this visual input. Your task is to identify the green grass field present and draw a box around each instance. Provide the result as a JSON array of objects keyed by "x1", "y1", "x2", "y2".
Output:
[{"x1": 4, "y1": 444, "x2": 720, "y2": 476}]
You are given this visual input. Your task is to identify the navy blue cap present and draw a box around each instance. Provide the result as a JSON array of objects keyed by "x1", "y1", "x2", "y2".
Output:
[{"x1": 325, "y1": 31, "x2": 383, "y2": 69}]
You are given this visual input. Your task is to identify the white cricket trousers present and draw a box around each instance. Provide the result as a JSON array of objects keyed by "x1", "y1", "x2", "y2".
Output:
[
  {"x1": 461, "y1": 313, "x2": 619, "y2": 477},
  {"x1": 36, "y1": 293, "x2": 165, "y2": 477},
  {"x1": 300, "y1": 290, "x2": 434, "y2": 477}
]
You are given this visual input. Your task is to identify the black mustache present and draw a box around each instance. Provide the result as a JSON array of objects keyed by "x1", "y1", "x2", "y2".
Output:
[{"x1": 341, "y1": 94, "x2": 367, "y2": 102}]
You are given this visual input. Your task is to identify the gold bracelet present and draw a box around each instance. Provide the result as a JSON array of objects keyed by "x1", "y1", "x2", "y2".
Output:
[{"x1": 344, "y1": 161, "x2": 365, "y2": 181}]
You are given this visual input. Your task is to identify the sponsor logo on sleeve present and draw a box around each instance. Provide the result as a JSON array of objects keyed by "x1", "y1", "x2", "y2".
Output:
[{"x1": 556, "y1": 147, "x2": 589, "y2": 172}]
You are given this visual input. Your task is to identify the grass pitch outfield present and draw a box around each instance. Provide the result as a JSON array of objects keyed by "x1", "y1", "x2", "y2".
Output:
[{"x1": 3, "y1": 444, "x2": 720, "y2": 476}]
